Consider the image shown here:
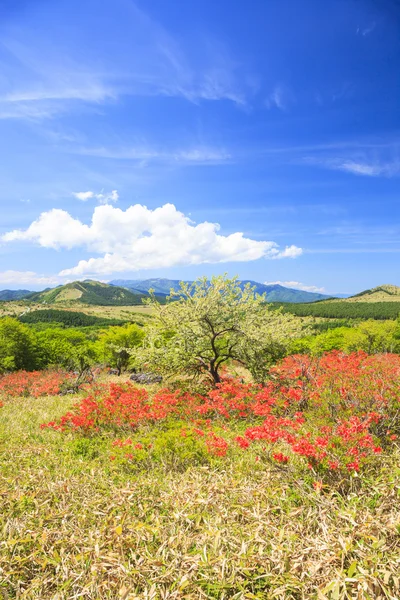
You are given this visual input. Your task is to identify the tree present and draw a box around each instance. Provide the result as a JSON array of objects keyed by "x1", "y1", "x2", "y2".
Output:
[
  {"x1": 136, "y1": 275, "x2": 306, "y2": 385},
  {"x1": 37, "y1": 329, "x2": 89, "y2": 368},
  {"x1": 0, "y1": 317, "x2": 38, "y2": 372},
  {"x1": 97, "y1": 323, "x2": 145, "y2": 374}
]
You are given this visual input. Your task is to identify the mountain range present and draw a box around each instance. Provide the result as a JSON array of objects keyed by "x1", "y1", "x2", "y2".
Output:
[
  {"x1": 0, "y1": 289, "x2": 33, "y2": 301},
  {"x1": 1, "y1": 279, "x2": 398, "y2": 307},
  {"x1": 109, "y1": 279, "x2": 333, "y2": 303}
]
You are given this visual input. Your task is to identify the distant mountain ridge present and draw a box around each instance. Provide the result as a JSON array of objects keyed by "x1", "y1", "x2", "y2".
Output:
[
  {"x1": 2, "y1": 279, "x2": 395, "y2": 306},
  {"x1": 110, "y1": 278, "x2": 334, "y2": 303},
  {"x1": 26, "y1": 280, "x2": 148, "y2": 306},
  {"x1": 0, "y1": 289, "x2": 33, "y2": 301}
]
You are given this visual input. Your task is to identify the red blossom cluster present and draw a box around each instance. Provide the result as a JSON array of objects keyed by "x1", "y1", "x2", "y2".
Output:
[
  {"x1": 0, "y1": 370, "x2": 73, "y2": 398},
  {"x1": 41, "y1": 383, "x2": 190, "y2": 432},
  {"x1": 40, "y1": 351, "x2": 400, "y2": 478}
]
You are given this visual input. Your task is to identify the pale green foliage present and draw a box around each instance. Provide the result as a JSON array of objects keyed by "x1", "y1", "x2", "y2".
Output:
[
  {"x1": 344, "y1": 320, "x2": 398, "y2": 353},
  {"x1": 97, "y1": 323, "x2": 145, "y2": 374},
  {"x1": 136, "y1": 275, "x2": 306, "y2": 384}
]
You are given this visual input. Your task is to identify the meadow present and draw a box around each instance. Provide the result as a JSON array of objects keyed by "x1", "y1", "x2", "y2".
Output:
[
  {"x1": 1, "y1": 277, "x2": 400, "y2": 599},
  {"x1": 1, "y1": 353, "x2": 400, "y2": 599}
]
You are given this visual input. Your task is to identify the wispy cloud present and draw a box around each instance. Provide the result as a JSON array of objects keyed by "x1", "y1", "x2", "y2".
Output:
[
  {"x1": 0, "y1": 1, "x2": 254, "y2": 120},
  {"x1": 265, "y1": 84, "x2": 294, "y2": 111},
  {"x1": 356, "y1": 22, "x2": 376, "y2": 36},
  {"x1": 73, "y1": 145, "x2": 232, "y2": 165},
  {"x1": 312, "y1": 158, "x2": 400, "y2": 177}
]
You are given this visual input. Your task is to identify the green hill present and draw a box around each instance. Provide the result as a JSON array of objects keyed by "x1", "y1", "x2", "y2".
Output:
[
  {"x1": 110, "y1": 278, "x2": 333, "y2": 303},
  {"x1": 272, "y1": 284, "x2": 400, "y2": 320},
  {"x1": 27, "y1": 280, "x2": 148, "y2": 306},
  {"x1": 344, "y1": 284, "x2": 400, "y2": 302}
]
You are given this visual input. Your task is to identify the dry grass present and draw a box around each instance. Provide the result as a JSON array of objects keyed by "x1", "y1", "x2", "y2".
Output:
[
  {"x1": 0, "y1": 302, "x2": 154, "y2": 321},
  {"x1": 1, "y1": 390, "x2": 400, "y2": 599}
]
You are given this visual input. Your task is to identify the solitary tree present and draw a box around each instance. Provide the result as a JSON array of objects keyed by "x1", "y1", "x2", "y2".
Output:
[{"x1": 136, "y1": 275, "x2": 306, "y2": 385}]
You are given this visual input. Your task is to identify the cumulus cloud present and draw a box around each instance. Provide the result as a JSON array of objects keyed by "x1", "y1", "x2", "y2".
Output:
[
  {"x1": 265, "y1": 280, "x2": 326, "y2": 293},
  {"x1": 73, "y1": 189, "x2": 119, "y2": 204},
  {"x1": 0, "y1": 270, "x2": 61, "y2": 287},
  {"x1": 2, "y1": 203, "x2": 303, "y2": 276},
  {"x1": 272, "y1": 245, "x2": 303, "y2": 259}
]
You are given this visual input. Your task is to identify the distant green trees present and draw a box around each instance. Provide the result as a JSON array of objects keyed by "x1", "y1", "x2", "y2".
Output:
[
  {"x1": 0, "y1": 317, "x2": 146, "y2": 375},
  {"x1": 20, "y1": 309, "x2": 125, "y2": 327},
  {"x1": 3, "y1": 300, "x2": 400, "y2": 379},
  {"x1": 274, "y1": 301, "x2": 400, "y2": 320}
]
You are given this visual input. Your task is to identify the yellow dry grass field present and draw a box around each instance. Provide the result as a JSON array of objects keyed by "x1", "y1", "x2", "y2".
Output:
[
  {"x1": 0, "y1": 301, "x2": 154, "y2": 320},
  {"x1": 0, "y1": 385, "x2": 400, "y2": 599}
]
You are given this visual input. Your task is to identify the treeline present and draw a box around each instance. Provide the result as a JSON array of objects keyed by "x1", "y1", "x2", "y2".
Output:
[
  {"x1": 19, "y1": 309, "x2": 125, "y2": 328},
  {"x1": 291, "y1": 319, "x2": 400, "y2": 355},
  {"x1": 0, "y1": 317, "x2": 144, "y2": 374},
  {"x1": 272, "y1": 301, "x2": 400, "y2": 320}
]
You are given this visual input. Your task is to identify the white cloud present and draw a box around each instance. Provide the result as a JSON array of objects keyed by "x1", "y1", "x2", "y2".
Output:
[
  {"x1": 271, "y1": 245, "x2": 303, "y2": 259},
  {"x1": 0, "y1": 270, "x2": 61, "y2": 287},
  {"x1": 336, "y1": 161, "x2": 383, "y2": 176},
  {"x1": 265, "y1": 84, "x2": 293, "y2": 111},
  {"x1": 73, "y1": 190, "x2": 119, "y2": 204},
  {"x1": 73, "y1": 191, "x2": 94, "y2": 201},
  {"x1": 73, "y1": 146, "x2": 231, "y2": 165},
  {"x1": 2, "y1": 203, "x2": 303, "y2": 276},
  {"x1": 265, "y1": 281, "x2": 326, "y2": 293},
  {"x1": 305, "y1": 157, "x2": 400, "y2": 178}
]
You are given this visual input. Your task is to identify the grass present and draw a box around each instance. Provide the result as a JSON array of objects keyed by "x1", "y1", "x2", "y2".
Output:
[
  {"x1": 0, "y1": 301, "x2": 155, "y2": 321},
  {"x1": 1, "y1": 383, "x2": 400, "y2": 599}
]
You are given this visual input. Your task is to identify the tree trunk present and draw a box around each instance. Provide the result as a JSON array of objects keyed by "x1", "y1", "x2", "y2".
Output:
[{"x1": 210, "y1": 365, "x2": 221, "y2": 385}]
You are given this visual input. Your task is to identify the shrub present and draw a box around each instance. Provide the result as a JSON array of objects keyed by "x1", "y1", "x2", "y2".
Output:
[
  {"x1": 41, "y1": 351, "x2": 400, "y2": 486},
  {"x1": 0, "y1": 370, "x2": 74, "y2": 398}
]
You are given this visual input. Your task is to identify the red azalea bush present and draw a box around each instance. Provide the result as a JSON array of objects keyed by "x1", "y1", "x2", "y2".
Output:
[
  {"x1": 41, "y1": 351, "x2": 400, "y2": 483},
  {"x1": 41, "y1": 383, "x2": 194, "y2": 432},
  {"x1": 0, "y1": 370, "x2": 75, "y2": 398}
]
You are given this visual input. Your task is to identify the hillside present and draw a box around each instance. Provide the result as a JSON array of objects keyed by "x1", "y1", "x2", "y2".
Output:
[
  {"x1": 0, "y1": 289, "x2": 33, "y2": 301},
  {"x1": 344, "y1": 284, "x2": 400, "y2": 302},
  {"x1": 27, "y1": 280, "x2": 148, "y2": 306},
  {"x1": 110, "y1": 278, "x2": 333, "y2": 303}
]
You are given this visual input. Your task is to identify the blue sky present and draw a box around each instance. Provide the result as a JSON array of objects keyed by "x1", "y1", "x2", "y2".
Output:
[{"x1": 0, "y1": 0, "x2": 399, "y2": 294}]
